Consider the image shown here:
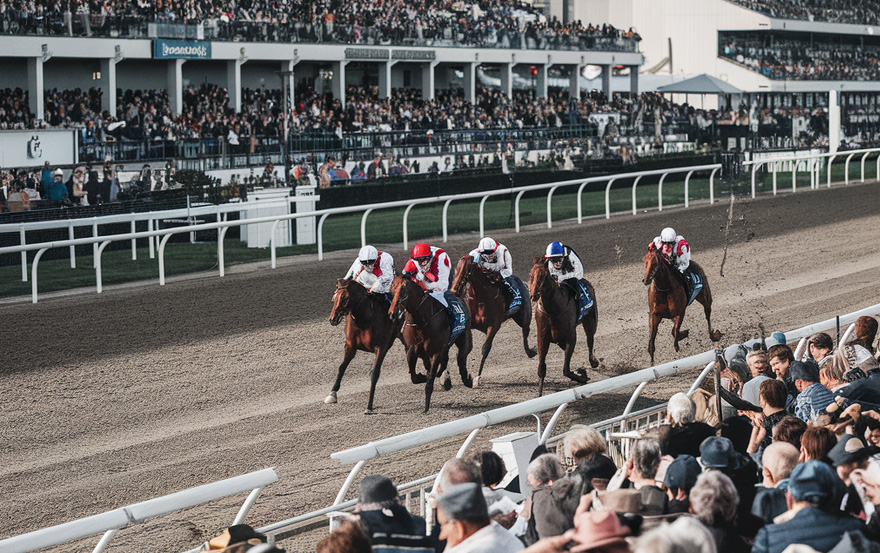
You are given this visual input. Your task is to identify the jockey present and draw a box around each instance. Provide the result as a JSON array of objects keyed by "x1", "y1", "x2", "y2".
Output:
[
  {"x1": 344, "y1": 245, "x2": 394, "y2": 294},
  {"x1": 468, "y1": 237, "x2": 522, "y2": 315},
  {"x1": 649, "y1": 227, "x2": 690, "y2": 274},
  {"x1": 544, "y1": 241, "x2": 593, "y2": 311},
  {"x1": 403, "y1": 242, "x2": 453, "y2": 300}
]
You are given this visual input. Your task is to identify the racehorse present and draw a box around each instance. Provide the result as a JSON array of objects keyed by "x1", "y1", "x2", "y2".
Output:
[
  {"x1": 451, "y1": 256, "x2": 536, "y2": 385},
  {"x1": 528, "y1": 258, "x2": 599, "y2": 397},
  {"x1": 642, "y1": 248, "x2": 722, "y2": 365},
  {"x1": 327, "y1": 278, "x2": 404, "y2": 414},
  {"x1": 388, "y1": 275, "x2": 474, "y2": 413}
]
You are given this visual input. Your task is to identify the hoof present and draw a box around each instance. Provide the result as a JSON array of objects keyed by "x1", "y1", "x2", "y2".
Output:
[
  {"x1": 710, "y1": 330, "x2": 723, "y2": 341},
  {"x1": 564, "y1": 370, "x2": 589, "y2": 384},
  {"x1": 589, "y1": 357, "x2": 600, "y2": 369},
  {"x1": 324, "y1": 391, "x2": 338, "y2": 404},
  {"x1": 462, "y1": 375, "x2": 474, "y2": 389},
  {"x1": 473, "y1": 375, "x2": 481, "y2": 388},
  {"x1": 411, "y1": 373, "x2": 427, "y2": 384},
  {"x1": 678, "y1": 329, "x2": 690, "y2": 340},
  {"x1": 443, "y1": 377, "x2": 453, "y2": 391},
  {"x1": 363, "y1": 408, "x2": 376, "y2": 415},
  {"x1": 526, "y1": 348, "x2": 538, "y2": 359}
]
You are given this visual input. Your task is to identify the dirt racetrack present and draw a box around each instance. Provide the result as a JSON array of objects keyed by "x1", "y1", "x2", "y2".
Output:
[{"x1": 2, "y1": 181, "x2": 879, "y2": 552}]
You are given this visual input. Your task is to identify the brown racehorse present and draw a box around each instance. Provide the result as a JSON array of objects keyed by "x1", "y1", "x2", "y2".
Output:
[
  {"x1": 327, "y1": 278, "x2": 405, "y2": 414},
  {"x1": 451, "y1": 256, "x2": 537, "y2": 385},
  {"x1": 528, "y1": 258, "x2": 599, "y2": 397},
  {"x1": 389, "y1": 275, "x2": 474, "y2": 413},
  {"x1": 642, "y1": 248, "x2": 722, "y2": 365}
]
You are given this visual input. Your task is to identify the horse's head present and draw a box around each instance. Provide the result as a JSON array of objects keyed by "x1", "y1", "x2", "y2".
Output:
[
  {"x1": 528, "y1": 257, "x2": 549, "y2": 302},
  {"x1": 388, "y1": 275, "x2": 410, "y2": 321},
  {"x1": 329, "y1": 278, "x2": 351, "y2": 326},
  {"x1": 643, "y1": 249, "x2": 661, "y2": 286}
]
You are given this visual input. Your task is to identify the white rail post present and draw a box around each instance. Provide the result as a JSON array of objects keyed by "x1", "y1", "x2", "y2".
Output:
[
  {"x1": 360, "y1": 208, "x2": 375, "y2": 248},
  {"x1": 92, "y1": 220, "x2": 99, "y2": 269},
  {"x1": 656, "y1": 173, "x2": 668, "y2": 212},
  {"x1": 92, "y1": 529, "x2": 119, "y2": 553},
  {"x1": 514, "y1": 190, "x2": 527, "y2": 232},
  {"x1": 270, "y1": 220, "x2": 281, "y2": 269},
  {"x1": 577, "y1": 179, "x2": 591, "y2": 223},
  {"x1": 31, "y1": 248, "x2": 48, "y2": 304},
  {"x1": 95, "y1": 241, "x2": 112, "y2": 294},
  {"x1": 630, "y1": 175, "x2": 643, "y2": 216},
  {"x1": 218, "y1": 227, "x2": 230, "y2": 277},
  {"x1": 604, "y1": 177, "x2": 618, "y2": 219},
  {"x1": 232, "y1": 486, "x2": 266, "y2": 525},
  {"x1": 687, "y1": 361, "x2": 717, "y2": 396},
  {"x1": 793, "y1": 337, "x2": 808, "y2": 360},
  {"x1": 158, "y1": 234, "x2": 173, "y2": 286},
  {"x1": 845, "y1": 152, "x2": 857, "y2": 184},
  {"x1": 827, "y1": 154, "x2": 837, "y2": 187},
  {"x1": 683, "y1": 170, "x2": 694, "y2": 208},
  {"x1": 403, "y1": 204, "x2": 417, "y2": 250},
  {"x1": 840, "y1": 323, "x2": 857, "y2": 345},
  {"x1": 334, "y1": 460, "x2": 366, "y2": 506},
  {"x1": 442, "y1": 199, "x2": 453, "y2": 241},
  {"x1": 148, "y1": 219, "x2": 155, "y2": 259},
  {"x1": 69, "y1": 221, "x2": 76, "y2": 268},
  {"x1": 861, "y1": 151, "x2": 871, "y2": 182},
  {"x1": 876, "y1": 153, "x2": 880, "y2": 182},
  {"x1": 317, "y1": 213, "x2": 331, "y2": 261},
  {"x1": 750, "y1": 162, "x2": 758, "y2": 198},
  {"x1": 456, "y1": 429, "x2": 481, "y2": 458},
  {"x1": 772, "y1": 162, "x2": 777, "y2": 195},
  {"x1": 709, "y1": 167, "x2": 720, "y2": 204},
  {"x1": 791, "y1": 161, "x2": 796, "y2": 194},
  {"x1": 130, "y1": 218, "x2": 137, "y2": 260},
  {"x1": 539, "y1": 403, "x2": 568, "y2": 444},
  {"x1": 479, "y1": 195, "x2": 490, "y2": 237},
  {"x1": 19, "y1": 225, "x2": 27, "y2": 282},
  {"x1": 546, "y1": 185, "x2": 560, "y2": 229}
]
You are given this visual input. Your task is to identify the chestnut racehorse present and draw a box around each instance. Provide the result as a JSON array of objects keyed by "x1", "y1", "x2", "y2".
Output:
[
  {"x1": 451, "y1": 256, "x2": 536, "y2": 385},
  {"x1": 528, "y1": 258, "x2": 599, "y2": 397},
  {"x1": 643, "y1": 248, "x2": 721, "y2": 365},
  {"x1": 389, "y1": 275, "x2": 474, "y2": 413},
  {"x1": 327, "y1": 278, "x2": 405, "y2": 414}
]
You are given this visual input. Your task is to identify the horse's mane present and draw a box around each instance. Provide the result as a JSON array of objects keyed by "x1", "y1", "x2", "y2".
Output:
[{"x1": 450, "y1": 255, "x2": 471, "y2": 295}]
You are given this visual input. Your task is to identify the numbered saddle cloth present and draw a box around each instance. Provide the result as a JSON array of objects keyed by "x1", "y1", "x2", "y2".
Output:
[
  {"x1": 575, "y1": 280, "x2": 594, "y2": 321},
  {"x1": 686, "y1": 270, "x2": 703, "y2": 306},
  {"x1": 444, "y1": 292, "x2": 468, "y2": 344}
]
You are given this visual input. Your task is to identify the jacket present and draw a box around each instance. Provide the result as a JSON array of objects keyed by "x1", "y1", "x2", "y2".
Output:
[{"x1": 751, "y1": 506, "x2": 864, "y2": 553}]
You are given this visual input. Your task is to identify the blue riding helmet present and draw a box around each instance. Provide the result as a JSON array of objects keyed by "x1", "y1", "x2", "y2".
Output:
[{"x1": 544, "y1": 241, "x2": 565, "y2": 258}]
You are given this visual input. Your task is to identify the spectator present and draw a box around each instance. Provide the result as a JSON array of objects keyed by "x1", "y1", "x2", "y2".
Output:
[
  {"x1": 746, "y1": 379, "x2": 789, "y2": 461},
  {"x1": 665, "y1": 393, "x2": 715, "y2": 458},
  {"x1": 698, "y1": 436, "x2": 759, "y2": 522},
  {"x1": 855, "y1": 460, "x2": 880, "y2": 540},
  {"x1": 751, "y1": 461, "x2": 863, "y2": 553},
  {"x1": 474, "y1": 450, "x2": 518, "y2": 529},
  {"x1": 436, "y1": 482, "x2": 524, "y2": 553},
  {"x1": 662, "y1": 454, "x2": 701, "y2": 514},
  {"x1": 742, "y1": 351, "x2": 773, "y2": 406},
  {"x1": 800, "y1": 426, "x2": 837, "y2": 464},
  {"x1": 808, "y1": 333, "x2": 835, "y2": 367},
  {"x1": 752, "y1": 441, "x2": 799, "y2": 523},
  {"x1": 44, "y1": 168, "x2": 68, "y2": 202},
  {"x1": 853, "y1": 316, "x2": 878, "y2": 355},
  {"x1": 524, "y1": 453, "x2": 568, "y2": 543},
  {"x1": 791, "y1": 361, "x2": 834, "y2": 423},
  {"x1": 689, "y1": 471, "x2": 749, "y2": 553},
  {"x1": 768, "y1": 344, "x2": 798, "y2": 407},
  {"x1": 628, "y1": 438, "x2": 668, "y2": 515},
  {"x1": 356, "y1": 474, "x2": 435, "y2": 553},
  {"x1": 437, "y1": 457, "x2": 482, "y2": 494},
  {"x1": 316, "y1": 518, "x2": 371, "y2": 553},
  {"x1": 631, "y1": 516, "x2": 716, "y2": 553}
]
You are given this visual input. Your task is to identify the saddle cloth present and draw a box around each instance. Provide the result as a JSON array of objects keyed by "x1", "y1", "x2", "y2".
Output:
[
  {"x1": 445, "y1": 292, "x2": 468, "y2": 343},
  {"x1": 686, "y1": 271, "x2": 703, "y2": 306},
  {"x1": 574, "y1": 280, "x2": 594, "y2": 321}
]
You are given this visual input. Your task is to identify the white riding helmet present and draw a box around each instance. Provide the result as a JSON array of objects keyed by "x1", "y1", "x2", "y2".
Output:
[
  {"x1": 358, "y1": 245, "x2": 378, "y2": 264},
  {"x1": 478, "y1": 237, "x2": 497, "y2": 253},
  {"x1": 660, "y1": 227, "x2": 677, "y2": 244}
]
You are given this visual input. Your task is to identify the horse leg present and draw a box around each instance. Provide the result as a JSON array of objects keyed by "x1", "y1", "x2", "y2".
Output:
[
  {"x1": 457, "y1": 330, "x2": 474, "y2": 388},
  {"x1": 516, "y1": 308, "x2": 538, "y2": 358},
  {"x1": 364, "y1": 347, "x2": 390, "y2": 415},
  {"x1": 407, "y1": 347, "x2": 427, "y2": 384},
  {"x1": 697, "y1": 286, "x2": 722, "y2": 342},
  {"x1": 648, "y1": 312, "x2": 661, "y2": 366},
  {"x1": 440, "y1": 350, "x2": 453, "y2": 391},
  {"x1": 562, "y1": 339, "x2": 588, "y2": 384},
  {"x1": 325, "y1": 343, "x2": 356, "y2": 404},
  {"x1": 536, "y1": 325, "x2": 551, "y2": 397},
  {"x1": 672, "y1": 313, "x2": 687, "y2": 352},
  {"x1": 582, "y1": 306, "x2": 599, "y2": 369},
  {"x1": 424, "y1": 356, "x2": 442, "y2": 413},
  {"x1": 477, "y1": 325, "x2": 499, "y2": 387}
]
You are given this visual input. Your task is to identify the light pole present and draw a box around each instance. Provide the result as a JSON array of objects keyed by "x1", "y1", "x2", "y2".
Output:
[{"x1": 277, "y1": 69, "x2": 294, "y2": 187}]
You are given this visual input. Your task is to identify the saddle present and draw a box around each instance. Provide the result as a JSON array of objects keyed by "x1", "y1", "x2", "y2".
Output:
[{"x1": 561, "y1": 279, "x2": 594, "y2": 321}]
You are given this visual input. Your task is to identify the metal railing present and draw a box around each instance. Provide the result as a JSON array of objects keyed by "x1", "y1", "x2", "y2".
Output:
[
  {"x1": 0, "y1": 163, "x2": 720, "y2": 303},
  {"x1": 744, "y1": 147, "x2": 880, "y2": 198},
  {"x1": 0, "y1": 468, "x2": 278, "y2": 553}
]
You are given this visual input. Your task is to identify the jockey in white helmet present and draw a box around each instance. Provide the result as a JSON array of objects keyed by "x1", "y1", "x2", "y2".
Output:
[
  {"x1": 649, "y1": 227, "x2": 690, "y2": 274},
  {"x1": 344, "y1": 245, "x2": 394, "y2": 294},
  {"x1": 468, "y1": 237, "x2": 522, "y2": 315}
]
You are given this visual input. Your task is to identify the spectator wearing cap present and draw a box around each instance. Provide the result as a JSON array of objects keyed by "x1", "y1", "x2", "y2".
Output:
[
  {"x1": 356, "y1": 475, "x2": 436, "y2": 553},
  {"x1": 752, "y1": 460, "x2": 863, "y2": 553},
  {"x1": 689, "y1": 471, "x2": 750, "y2": 553},
  {"x1": 663, "y1": 454, "x2": 701, "y2": 514},
  {"x1": 829, "y1": 436, "x2": 875, "y2": 519},
  {"x1": 699, "y1": 436, "x2": 759, "y2": 523},
  {"x1": 436, "y1": 482, "x2": 524, "y2": 553},
  {"x1": 791, "y1": 361, "x2": 834, "y2": 423},
  {"x1": 45, "y1": 168, "x2": 68, "y2": 202},
  {"x1": 752, "y1": 441, "x2": 799, "y2": 523},
  {"x1": 665, "y1": 393, "x2": 715, "y2": 458}
]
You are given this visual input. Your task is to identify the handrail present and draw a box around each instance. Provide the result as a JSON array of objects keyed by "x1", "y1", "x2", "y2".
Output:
[
  {"x1": 745, "y1": 147, "x2": 880, "y2": 198},
  {"x1": 0, "y1": 468, "x2": 278, "y2": 553}
]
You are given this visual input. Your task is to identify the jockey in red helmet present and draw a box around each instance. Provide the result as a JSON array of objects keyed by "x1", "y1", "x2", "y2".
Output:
[{"x1": 403, "y1": 242, "x2": 452, "y2": 296}]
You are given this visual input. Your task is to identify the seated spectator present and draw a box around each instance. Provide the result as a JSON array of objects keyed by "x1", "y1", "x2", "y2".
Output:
[
  {"x1": 436, "y1": 482, "x2": 524, "y2": 553},
  {"x1": 356, "y1": 474, "x2": 436, "y2": 553},
  {"x1": 791, "y1": 361, "x2": 834, "y2": 423},
  {"x1": 752, "y1": 441, "x2": 799, "y2": 523},
  {"x1": 664, "y1": 393, "x2": 715, "y2": 458},
  {"x1": 752, "y1": 461, "x2": 863, "y2": 553},
  {"x1": 474, "y1": 450, "x2": 518, "y2": 529},
  {"x1": 44, "y1": 168, "x2": 67, "y2": 202},
  {"x1": 808, "y1": 333, "x2": 835, "y2": 368},
  {"x1": 437, "y1": 457, "x2": 482, "y2": 494},
  {"x1": 561, "y1": 425, "x2": 609, "y2": 470},
  {"x1": 853, "y1": 316, "x2": 878, "y2": 355},
  {"x1": 689, "y1": 471, "x2": 749, "y2": 553},
  {"x1": 628, "y1": 438, "x2": 668, "y2": 515},
  {"x1": 524, "y1": 453, "x2": 568, "y2": 543},
  {"x1": 662, "y1": 454, "x2": 701, "y2": 514}
]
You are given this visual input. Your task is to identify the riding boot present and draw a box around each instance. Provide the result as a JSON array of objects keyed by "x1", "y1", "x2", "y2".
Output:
[{"x1": 503, "y1": 276, "x2": 521, "y2": 316}]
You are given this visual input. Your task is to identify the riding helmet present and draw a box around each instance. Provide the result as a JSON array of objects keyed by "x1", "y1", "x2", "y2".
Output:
[
  {"x1": 660, "y1": 227, "x2": 677, "y2": 243},
  {"x1": 412, "y1": 242, "x2": 432, "y2": 259},
  {"x1": 359, "y1": 245, "x2": 378, "y2": 265},
  {"x1": 545, "y1": 241, "x2": 565, "y2": 258},
  {"x1": 479, "y1": 237, "x2": 497, "y2": 254}
]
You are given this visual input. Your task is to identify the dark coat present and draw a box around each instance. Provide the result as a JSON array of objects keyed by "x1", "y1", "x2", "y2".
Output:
[
  {"x1": 358, "y1": 504, "x2": 436, "y2": 553},
  {"x1": 751, "y1": 506, "x2": 865, "y2": 553},
  {"x1": 751, "y1": 486, "x2": 788, "y2": 523},
  {"x1": 667, "y1": 422, "x2": 715, "y2": 457}
]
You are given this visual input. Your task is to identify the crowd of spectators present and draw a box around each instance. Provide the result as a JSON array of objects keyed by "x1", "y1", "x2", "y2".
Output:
[
  {"x1": 0, "y1": 0, "x2": 639, "y2": 51},
  {"x1": 727, "y1": 0, "x2": 880, "y2": 26},
  {"x1": 307, "y1": 318, "x2": 880, "y2": 553},
  {"x1": 720, "y1": 33, "x2": 880, "y2": 81}
]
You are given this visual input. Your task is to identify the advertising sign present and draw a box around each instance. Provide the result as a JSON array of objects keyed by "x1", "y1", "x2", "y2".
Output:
[
  {"x1": 153, "y1": 39, "x2": 212, "y2": 59},
  {"x1": 0, "y1": 130, "x2": 77, "y2": 168}
]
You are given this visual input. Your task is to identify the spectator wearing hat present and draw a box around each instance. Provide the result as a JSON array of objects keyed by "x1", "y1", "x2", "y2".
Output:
[
  {"x1": 663, "y1": 455, "x2": 701, "y2": 514},
  {"x1": 699, "y1": 436, "x2": 760, "y2": 524},
  {"x1": 752, "y1": 441, "x2": 799, "y2": 523},
  {"x1": 436, "y1": 482, "x2": 524, "y2": 553},
  {"x1": 752, "y1": 461, "x2": 863, "y2": 553},
  {"x1": 664, "y1": 393, "x2": 715, "y2": 458},
  {"x1": 689, "y1": 471, "x2": 750, "y2": 553},
  {"x1": 791, "y1": 361, "x2": 834, "y2": 423},
  {"x1": 45, "y1": 168, "x2": 68, "y2": 202},
  {"x1": 356, "y1": 475, "x2": 436, "y2": 553},
  {"x1": 829, "y1": 437, "x2": 875, "y2": 519}
]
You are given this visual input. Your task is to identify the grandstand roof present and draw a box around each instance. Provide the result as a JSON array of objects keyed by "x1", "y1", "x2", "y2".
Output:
[{"x1": 656, "y1": 74, "x2": 743, "y2": 94}]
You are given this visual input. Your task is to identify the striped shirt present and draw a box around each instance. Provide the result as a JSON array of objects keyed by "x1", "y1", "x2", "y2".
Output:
[{"x1": 794, "y1": 382, "x2": 834, "y2": 422}]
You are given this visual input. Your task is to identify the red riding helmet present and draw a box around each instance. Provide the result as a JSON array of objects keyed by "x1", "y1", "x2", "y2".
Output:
[{"x1": 412, "y1": 242, "x2": 432, "y2": 259}]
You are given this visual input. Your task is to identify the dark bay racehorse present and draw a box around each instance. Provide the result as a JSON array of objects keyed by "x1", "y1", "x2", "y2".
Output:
[
  {"x1": 327, "y1": 278, "x2": 404, "y2": 414},
  {"x1": 451, "y1": 256, "x2": 536, "y2": 385},
  {"x1": 389, "y1": 275, "x2": 474, "y2": 413},
  {"x1": 643, "y1": 248, "x2": 722, "y2": 365},
  {"x1": 528, "y1": 258, "x2": 599, "y2": 397}
]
